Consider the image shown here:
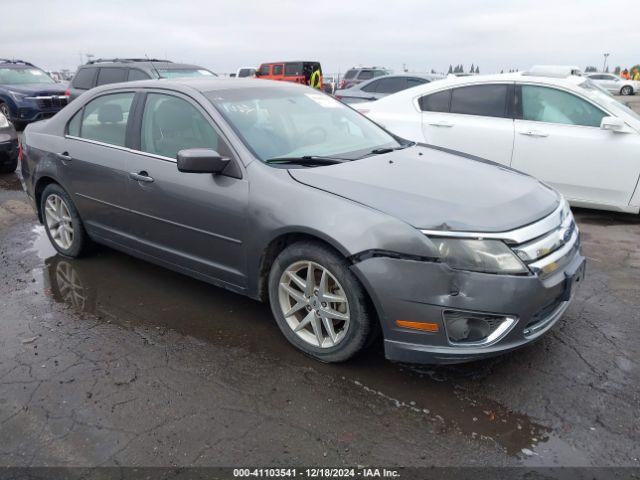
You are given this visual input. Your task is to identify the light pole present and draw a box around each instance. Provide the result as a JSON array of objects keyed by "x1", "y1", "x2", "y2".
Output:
[{"x1": 603, "y1": 53, "x2": 610, "y2": 72}]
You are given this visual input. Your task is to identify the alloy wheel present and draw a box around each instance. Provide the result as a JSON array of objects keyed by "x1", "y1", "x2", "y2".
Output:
[
  {"x1": 44, "y1": 194, "x2": 74, "y2": 250},
  {"x1": 621, "y1": 86, "x2": 632, "y2": 96},
  {"x1": 0, "y1": 103, "x2": 10, "y2": 119},
  {"x1": 278, "y1": 261, "x2": 350, "y2": 348}
]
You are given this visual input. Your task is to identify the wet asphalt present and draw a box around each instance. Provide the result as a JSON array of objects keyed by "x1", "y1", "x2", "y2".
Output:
[{"x1": 0, "y1": 135, "x2": 639, "y2": 468}]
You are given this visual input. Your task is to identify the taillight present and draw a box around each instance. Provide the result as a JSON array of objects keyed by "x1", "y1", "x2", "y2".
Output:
[
  {"x1": 64, "y1": 89, "x2": 70, "y2": 97},
  {"x1": 18, "y1": 142, "x2": 23, "y2": 162}
]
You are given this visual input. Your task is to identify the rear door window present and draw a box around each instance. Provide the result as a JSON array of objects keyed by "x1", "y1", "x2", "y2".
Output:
[
  {"x1": 374, "y1": 77, "x2": 407, "y2": 93},
  {"x1": 450, "y1": 84, "x2": 508, "y2": 118},
  {"x1": 361, "y1": 80, "x2": 381, "y2": 93},
  {"x1": 71, "y1": 68, "x2": 96, "y2": 89},
  {"x1": 79, "y1": 92, "x2": 135, "y2": 147},
  {"x1": 97, "y1": 68, "x2": 127, "y2": 86},
  {"x1": 419, "y1": 89, "x2": 451, "y2": 112},
  {"x1": 358, "y1": 70, "x2": 374, "y2": 80},
  {"x1": 285, "y1": 63, "x2": 302, "y2": 76}
]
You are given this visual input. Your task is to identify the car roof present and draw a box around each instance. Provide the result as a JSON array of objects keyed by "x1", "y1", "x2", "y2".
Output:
[{"x1": 81, "y1": 61, "x2": 204, "y2": 70}]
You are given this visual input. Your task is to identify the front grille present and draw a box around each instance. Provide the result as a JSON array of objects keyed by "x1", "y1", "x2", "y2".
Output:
[
  {"x1": 511, "y1": 208, "x2": 578, "y2": 277},
  {"x1": 35, "y1": 96, "x2": 68, "y2": 109}
]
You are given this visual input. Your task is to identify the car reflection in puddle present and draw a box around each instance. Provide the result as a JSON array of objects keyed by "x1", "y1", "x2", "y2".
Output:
[{"x1": 40, "y1": 237, "x2": 554, "y2": 458}]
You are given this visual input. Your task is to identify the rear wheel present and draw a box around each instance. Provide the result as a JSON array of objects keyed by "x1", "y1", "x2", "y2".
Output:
[
  {"x1": 268, "y1": 241, "x2": 374, "y2": 363},
  {"x1": 620, "y1": 85, "x2": 633, "y2": 96},
  {"x1": 40, "y1": 183, "x2": 91, "y2": 258}
]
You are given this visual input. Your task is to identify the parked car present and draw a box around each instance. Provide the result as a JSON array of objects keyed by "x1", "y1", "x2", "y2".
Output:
[
  {"x1": 356, "y1": 72, "x2": 640, "y2": 214},
  {"x1": 0, "y1": 59, "x2": 68, "y2": 127},
  {"x1": 338, "y1": 67, "x2": 390, "y2": 90},
  {"x1": 256, "y1": 61, "x2": 323, "y2": 89},
  {"x1": 587, "y1": 73, "x2": 638, "y2": 96},
  {"x1": 322, "y1": 76, "x2": 336, "y2": 95},
  {"x1": 67, "y1": 58, "x2": 217, "y2": 101},
  {"x1": 236, "y1": 67, "x2": 256, "y2": 78},
  {"x1": 0, "y1": 111, "x2": 18, "y2": 173},
  {"x1": 21, "y1": 78, "x2": 585, "y2": 364},
  {"x1": 335, "y1": 73, "x2": 443, "y2": 104}
]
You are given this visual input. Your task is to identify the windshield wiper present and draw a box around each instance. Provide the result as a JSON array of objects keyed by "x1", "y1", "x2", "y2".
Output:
[
  {"x1": 265, "y1": 156, "x2": 349, "y2": 166},
  {"x1": 359, "y1": 142, "x2": 416, "y2": 158}
]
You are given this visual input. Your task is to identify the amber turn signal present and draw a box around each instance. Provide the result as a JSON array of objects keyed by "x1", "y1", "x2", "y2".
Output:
[{"x1": 395, "y1": 320, "x2": 439, "y2": 332}]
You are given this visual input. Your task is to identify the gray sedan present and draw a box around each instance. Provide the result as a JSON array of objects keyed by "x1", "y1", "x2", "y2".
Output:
[
  {"x1": 21, "y1": 78, "x2": 585, "y2": 364},
  {"x1": 335, "y1": 73, "x2": 443, "y2": 104}
]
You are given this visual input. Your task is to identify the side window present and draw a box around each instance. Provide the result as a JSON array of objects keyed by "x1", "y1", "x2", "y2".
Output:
[
  {"x1": 361, "y1": 80, "x2": 381, "y2": 93},
  {"x1": 96, "y1": 68, "x2": 127, "y2": 86},
  {"x1": 358, "y1": 70, "x2": 374, "y2": 80},
  {"x1": 418, "y1": 89, "x2": 451, "y2": 112},
  {"x1": 375, "y1": 77, "x2": 407, "y2": 94},
  {"x1": 372, "y1": 70, "x2": 387, "y2": 78},
  {"x1": 407, "y1": 77, "x2": 428, "y2": 88},
  {"x1": 79, "y1": 93, "x2": 134, "y2": 146},
  {"x1": 128, "y1": 69, "x2": 150, "y2": 81},
  {"x1": 258, "y1": 65, "x2": 270, "y2": 76},
  {"x1": 67, "y1": 110, "x2": 82, "y2": 136},
  {"x1": 140, "y1": 93, "x2": 232, "y2": 160},
  {"x1": 272, "y1": 64, "x2": 283, "y2": 76},
  {"x1": 521, "y1": 85, "x2": 606, "y2": 127},
  {"x1": 450, "y1": 84, "x2": 508, "y2": 118},
  {"x1": 71, "y1": 68, "x2": 96, "y2": 89}
]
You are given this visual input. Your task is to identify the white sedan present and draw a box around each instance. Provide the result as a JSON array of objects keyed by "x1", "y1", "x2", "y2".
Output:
[
  {"x1": 586, "y1": 73, "x2": 639, "y2": 96},
  {"x1": 356, "y1": 72, "x2": 640, "y2": 214}
]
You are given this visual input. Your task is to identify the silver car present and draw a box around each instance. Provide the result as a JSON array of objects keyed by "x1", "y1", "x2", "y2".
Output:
[
  {"x1": 335, "y1": 73, "x2": 443, "y2": 104},
  {"x1": 587, "y1": 73, "x2": 639, "y2": 96},
  {"x1": 21, "y1": 78, "x2": 585, "y2": 364}
]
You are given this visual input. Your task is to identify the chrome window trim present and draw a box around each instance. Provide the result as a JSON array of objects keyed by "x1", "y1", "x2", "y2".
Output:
[
  {"x1": 420, "y1": 201, "x2": 564, "y2": 244},
  {"x1": 65, "y1": 135, "x2": 177, "y2": 163}
]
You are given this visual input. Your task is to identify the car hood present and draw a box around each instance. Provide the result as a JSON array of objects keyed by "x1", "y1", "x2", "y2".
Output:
[
  {"x1": 1, "y1": 83, "x2": 66, "y2": 95},
  {"x1": 288, "y1": 146, "x2": 559, "y2": 232}
]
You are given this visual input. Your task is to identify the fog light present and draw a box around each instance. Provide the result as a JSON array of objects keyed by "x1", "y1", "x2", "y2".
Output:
[{"x1": 443, "y1": 310, "x2": 516, "y2": 346}]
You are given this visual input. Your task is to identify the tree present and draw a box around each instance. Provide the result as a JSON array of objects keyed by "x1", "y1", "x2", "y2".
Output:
[
  {"x1": 431, "y1": 69, "x2": 436, "y2": 74},
  {"x1": 614, "y1": 66, "x2": 621, "y2": 75},
  {"x1": 470, "y1": 63, "x2": 475, "y2": 74},
  {"x1": 475, "y1": 65, "x2": 480, "y2": 74},
  {"x1": 448, "y1": 64, "x2": 453, "y2": 74},
  {"x1": 585, "y1": 65, "x2": 597, "y2": 72},
  {"x1": 605, "y1": 65, "x2": 609, "y2": 73}
]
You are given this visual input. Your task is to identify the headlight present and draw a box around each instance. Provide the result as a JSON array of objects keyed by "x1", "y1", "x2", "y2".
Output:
[
  {"x1": 8, "y1": 91, "x2": 27, "y2": 102},
  {"x1": 0, "y1": 113, "x2": 8, "y2": 128},
  {"x1": 430, "y1": 238, "x2": 528, "y2": 274}
]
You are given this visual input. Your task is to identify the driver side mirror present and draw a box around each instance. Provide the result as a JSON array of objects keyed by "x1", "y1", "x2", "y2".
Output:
[
  {"x1": 177, "y1": 148, "x2": 230, "y2": 174},
  {"x1": 600, "y1": 116, "x2": 628, "y2": 133}
]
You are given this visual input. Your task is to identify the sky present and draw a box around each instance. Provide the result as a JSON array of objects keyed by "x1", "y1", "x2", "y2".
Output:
[{"x1": 2, "y1": 0, "x2": 639, "y2": 75}]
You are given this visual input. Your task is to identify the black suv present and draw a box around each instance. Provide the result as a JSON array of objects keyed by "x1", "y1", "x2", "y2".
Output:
[
  {"x1": 0, "y1": 59, "x2": 68, "y2": 127},
  {"x1": 68, "y1": 58, "x2": 217, "y2": 101}
]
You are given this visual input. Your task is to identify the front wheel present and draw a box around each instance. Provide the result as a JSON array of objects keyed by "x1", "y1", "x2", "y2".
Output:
[
  {"x1": 268, "y1": 241, "x2": 375, "y2": 363},
  {"x1": 41, "y1": 183, "x2": 91, "y2": 258},
  {"x1": 620, "y1": 85, "x2": 633, "y2": 96}
]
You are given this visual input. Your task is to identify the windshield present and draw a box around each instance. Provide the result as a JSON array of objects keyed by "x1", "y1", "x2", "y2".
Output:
[
  {"x1": 207, "y1": 86, "x2": 400, "y2": 161},
  {"x1": 579, "y1": 79, "x2": 640, "y2": 123},
  {"x1": 157, "y1": 68, "x2": 216, "y2": 79},
  {"x1": 0, "y1": 67, "x2": 55, "y2": 85}
]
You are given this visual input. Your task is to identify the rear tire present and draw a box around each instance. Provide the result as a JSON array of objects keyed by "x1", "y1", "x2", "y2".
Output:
[
  {"x1": 40, "y1": 183, "x2": 91, "y2": 258},
  {"x1": 620, "y1": 85, "x2": 633, "y2": 96},
  {"x1": 268, "y1": 241, "x2": 374, "y2": 363}
]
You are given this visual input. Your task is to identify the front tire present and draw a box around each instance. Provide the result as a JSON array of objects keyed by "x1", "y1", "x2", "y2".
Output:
[
  {"x1": 40, "y1": 183, "x2": 91, "y2": 258},
  {"x1": 620, "y1": 85, "x2": 633, "y2": 96},
  {"x1": 268, "y1": 241, "x2": 374, "y2": 363}
]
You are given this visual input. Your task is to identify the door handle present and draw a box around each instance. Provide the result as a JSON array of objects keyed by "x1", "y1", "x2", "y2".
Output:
[
  {"x1": 518, "y1": 130, "x2": 549, "y2": 137},
  {"x1": 56, "y1": 152, "x2": 72, "y2": 161},
  {"x1": 427, "y1": 121, "x2": 454, "y2": 127},
  {"x1": 129, "y1": 171, "x2": 154, "y2": 183}
]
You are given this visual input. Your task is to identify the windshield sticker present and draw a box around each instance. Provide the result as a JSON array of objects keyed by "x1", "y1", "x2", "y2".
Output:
[{"x1": 305, "y1": 93, "x2": 341, "y2": 108}]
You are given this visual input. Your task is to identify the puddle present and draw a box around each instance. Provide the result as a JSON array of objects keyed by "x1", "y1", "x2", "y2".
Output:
[{"x1": 30, "y1": 227, "x2": 570, "y2": 460}]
